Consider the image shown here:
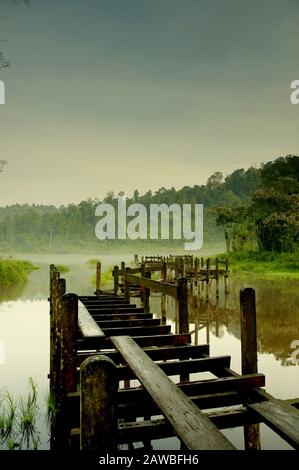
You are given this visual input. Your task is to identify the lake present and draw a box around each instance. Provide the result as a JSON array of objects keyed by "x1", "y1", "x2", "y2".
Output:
[{"x1": 0, "y1": 254, "x2": 298, "y2": 450}]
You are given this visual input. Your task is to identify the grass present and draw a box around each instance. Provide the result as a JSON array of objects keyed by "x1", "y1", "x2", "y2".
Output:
[
  {"x1": 221, "y1": 250, "x2": 299, "y2": 278},
  {"x1": 86, "y1": 258, "x2": 101, "y2": 268},
  {"x1": 0, "y1": 378, "x2": 40, "y2": 450},
  {"x1": 0, "y1": 258, "x2": 38, "y2": 287},
  {"x1": 90, "y1": 266, "x2": 114, "y2": 287},
  {"x1": 56, "y1": 264, "x2": 70, "y2": 273}
]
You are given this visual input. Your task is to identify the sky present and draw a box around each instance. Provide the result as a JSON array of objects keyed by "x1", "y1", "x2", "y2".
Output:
[{"x1": 0, "y1": 0, "x2": 298, "y2": 205}]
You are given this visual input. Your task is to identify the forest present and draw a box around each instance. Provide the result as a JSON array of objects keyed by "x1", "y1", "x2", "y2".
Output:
[{"x1": 0, "y1": 154, "x2": 298, "y2": 255}]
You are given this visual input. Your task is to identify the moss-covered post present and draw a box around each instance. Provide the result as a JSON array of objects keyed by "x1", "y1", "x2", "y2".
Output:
[{"x1": 80, "y1": 355, "x2": 118, "y2": 451}]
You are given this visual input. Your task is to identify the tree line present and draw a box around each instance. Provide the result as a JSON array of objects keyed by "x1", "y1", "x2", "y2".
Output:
[{"x1": 0, "y1": 155, "x2": 298, "y2": 253}]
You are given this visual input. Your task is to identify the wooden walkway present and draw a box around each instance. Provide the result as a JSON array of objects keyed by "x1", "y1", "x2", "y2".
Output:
[{"x1": 49, "y1": 265, "x2": 299, "y2": 451}]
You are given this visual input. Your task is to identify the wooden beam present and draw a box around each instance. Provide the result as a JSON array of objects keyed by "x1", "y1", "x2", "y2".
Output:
[
  {"x1": 125, "y1": 273, "x2": 178, "y2": 297},
  {"x1": 78, "y1": 300, "x2": 105, "y2": 338},
  {"x1": 76, "y1": 344, "x2": 210, "y2": 366},
  {"x1": 249, "y1": 399, "x2": 299, "y2": 449},
  {"x1": 111, "y1": 336, "x2": 235, "y2": 450},
  {"x1": 77, "y1": 333, "x2": 192, "y2": 351}
]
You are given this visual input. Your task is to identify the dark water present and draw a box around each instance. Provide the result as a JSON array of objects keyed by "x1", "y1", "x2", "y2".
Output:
[{"x1": 0, "y1": 255, "x2": 298, "y2": 450}]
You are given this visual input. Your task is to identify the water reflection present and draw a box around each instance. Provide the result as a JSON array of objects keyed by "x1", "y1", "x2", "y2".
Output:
[{"x1": 150, "y1": 276, "x2": 299, "y2": 367}]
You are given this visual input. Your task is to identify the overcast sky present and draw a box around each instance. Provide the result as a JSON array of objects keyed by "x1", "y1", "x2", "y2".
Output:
[{"x1": 0, "y1": 0, "x2": 298, "y2": 205}]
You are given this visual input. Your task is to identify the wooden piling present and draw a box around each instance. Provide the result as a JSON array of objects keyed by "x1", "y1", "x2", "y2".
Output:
[
  {"x1": 161, "y1": 261, "x2": 167, "y2": 282},
  {"x1": 53, "y1": 277, "x2": 66, "y2": 399},
  {"x1": 215, "y1": 257, "x2": 219, "y2": 300},
  {"x1": 206, "y1": 258, "x2": 211, "y2": 303},
  {"x1": 178, "y1": 278, "x2": 189, "y2": 334},
  {"x1": 224, "y1": 258, "x2": 229, "y2": 294},
  {"x1": 80, "y1": 355, "x2": 118, "y2": 451},
  {"x1": 124, "y1": 267, "x2": 130, "y2": 301},
  {"x1": 240, "y1": 288, "x2": 261, "y2": 450},
  {"x1": 61, "y1": 293, "x2": 78, "y2": 394},
  {"x1": 144, "y1": 271, "x2": 151, "y2": 314},
  {"x1": 49, "y1": 266, "x2": 58, "y2": 391},
  {"x1": 96, "y1": 262, "x2": 101, "y2": 294},
  {"x1": 113, "y1": 265, "x2": 119, "y2": 295}
]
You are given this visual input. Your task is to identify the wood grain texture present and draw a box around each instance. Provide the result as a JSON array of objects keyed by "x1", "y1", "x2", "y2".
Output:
[{"x1": 111, "y1": 335, "x2": 235, "y2": 450}]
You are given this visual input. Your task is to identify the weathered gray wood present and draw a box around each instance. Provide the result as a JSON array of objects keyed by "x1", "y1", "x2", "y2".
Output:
[
  {"x1": 97, "y1": 318, "x2": 160, "y2": 328},
  {"x1": 111, "y1": 336, "x2": 235, "y2": 450},
  {"x1": 78, "y1": 300, "x2": 105, "y2": 338},
  {"x1": 80, "y1": 355, "x2": 118, "y2": 451},
  {"x1": 125, "y1": 273, "x2": 177, "y2": 297},
  {"x1": 77, "y1": 333, "x2": 191, "y2": 350},
  {"x1": 115, "y1": 354, "x2": 231, "y2": 381},
  {"x1": 101, "y1": 324, "x2": 171, "y2": 337},
  {"x1": 249, "y1": 399, "x2": 299, "y2": 449},
  {"x1": 76, "y1": 344, "x2": 209, "y2": 366},
  {"x1": 240, "y1": 288, "x2": 260, "y2": 450}
]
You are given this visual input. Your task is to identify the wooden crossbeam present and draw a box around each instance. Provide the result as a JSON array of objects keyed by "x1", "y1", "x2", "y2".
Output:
[
  {"x1": 111, "y1": 336, "x2": 235, "y2": 450},
  {"x1": 249, "y1": 399, "x2": 299, "y2": 449}
]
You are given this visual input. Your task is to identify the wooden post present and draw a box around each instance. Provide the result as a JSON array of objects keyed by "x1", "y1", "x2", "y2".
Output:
[
  {"x1": 54, "y1": 278, "x2": 66, "y2": 400},
  {"x1": 113, "y1": 265, "x2": 119, "y2": 295},
  {"x1": 174, "y1": 258, "x2": 179, "y2": 281},
  {"x1": 206, "y1": 258, "x2": 210, "y2": 303},
  {"x1": 224, "y1": 258, "x2": 229, "y2": 294},
  {"x1": 124, "y1": 267, "x2": 130, "y2": 301},
  {"x1": 121, "y1": 261, "x2": 125, "y2": 285},
  {"x1": 240, "y1": 288, "x2": 261, "y2": 450},
  {"x1": 96, "y1": 262, "x2": 101, "y2": 294},
  {"x1": 178, "y1": 278, "x2": 189, "y2": 334},
  {"x1": 140, "y1": 262, "x2": 145, "y2": 303},
  {"x1": 61, "y1": 293, "x2": 78, "y2": 394},
  {"x1": 161, "y1": 261, "x2": 167, "y2": 282},
  {"x1": 49, "y1": 266, "x2": 58, "y2": 391},
  {"x1": 161, "y1": 294, "x2": 167, "y2": 325},
  {"x1": 134, "y1": 254, "x2": 138, "y2": 265},
  {"x1": 178, "y1": 277, "x2": 189, "y2": 382},
  {"x1": 144, "y1": 271, "x2": 151, "y2": 314},
  {"x1": 194, "y1": 257, "x2": 199, "y2": 287},
  {"x1": 80, "y1": 355, "x2": 118, "y2": 451},
  {"x1": 215, "y1": 257, "x2": 219, "y2": 301}
]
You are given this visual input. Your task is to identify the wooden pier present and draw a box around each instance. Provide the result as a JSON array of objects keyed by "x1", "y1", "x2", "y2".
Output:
[{"x1": 49, "y1": 263, "x2": 299, "y2": 451}]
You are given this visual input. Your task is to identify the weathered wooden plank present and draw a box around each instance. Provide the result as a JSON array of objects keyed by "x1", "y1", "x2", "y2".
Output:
[
  {"x1": 77, "y1": 333, "x2": 191, "y2": 350},
  {"x1": 125, "y1": 273, "x2": 178, "y2": 297},
  {"x1": 66, "y1": 391, "x2": 243, "y2": 426},
  {"x1": 93, "y1": 313, "x2": 153, "y2": 321},
  {"x1": 88, "y1": 307, "x2": 143, "y2": 314},
  {"x1": 111, "y1": 336, "x2": 235, "y2": 450},
  {"x1": 78, "y1": 300, "x2": 105, "y2": 338},
  {"x1": 117, "y1": 408, "x2": 261, "y2": 442},
  {"x1": 249, "y1": 399, "x2": 299, "y2": 449},
  {"x1": 76, "y1": 344, "x2": 210, "y2": 366},
  {"x1": 115, "y1": 355, "x2": 230, "y2": 381},
  {"x1": 117, "y1": 373, "x2": 265, "y2": 403},
  {"x1": 97, "y1": 318, "x2": 160, "y2": 329},
  {"x1": 101, "y1": 325, "x2": 171, "y2": 337}
]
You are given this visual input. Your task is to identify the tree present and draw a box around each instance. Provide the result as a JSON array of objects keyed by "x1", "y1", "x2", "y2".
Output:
[{"x1": 0, "y1": 1, "x2": 31, "y2": 69}]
